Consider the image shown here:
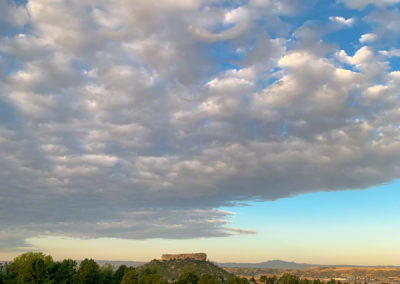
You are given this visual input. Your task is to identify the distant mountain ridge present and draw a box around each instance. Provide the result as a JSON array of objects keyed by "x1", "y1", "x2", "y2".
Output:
[
  {"x1": 217, "y1": 260, "x2": 314, "y2": 269},
  {"x1": 217, "y1": 260, "x2": 400, "y2": 269},
  {"x1": 95, "y1": 260, "x2": 146, "y2": 267}
]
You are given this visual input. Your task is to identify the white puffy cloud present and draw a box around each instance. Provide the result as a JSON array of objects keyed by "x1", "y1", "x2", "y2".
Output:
[
  {"x1": 223, "y1": 7, "x2": 250, "y2": 25},
  {"x1": 360, "y1": 33, "x2": 377, "y2": 43},
  {"x1": 206, "y1": 68, "x2": 256, "y2": 93},
  {"x1": 336, "y1": 47, "x2": 388, "y2": 78},
  {"x1": 380, "y1": 49, "x2": 400, "y2": 57},
  {"x1": 329, "y1": 16, "x2": 355, "y2": 26}
]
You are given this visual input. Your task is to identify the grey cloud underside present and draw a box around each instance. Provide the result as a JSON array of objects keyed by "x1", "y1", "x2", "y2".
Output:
[{"x1": 0, "y1": 0, "x2": 400, "y2": 249}]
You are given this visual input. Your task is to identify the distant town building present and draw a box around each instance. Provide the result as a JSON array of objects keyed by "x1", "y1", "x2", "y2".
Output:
[{"x1": 161, "y1": 253, "x2": 207, "y2": 261}]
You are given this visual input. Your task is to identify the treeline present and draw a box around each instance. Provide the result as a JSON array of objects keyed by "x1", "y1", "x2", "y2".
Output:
[
  {"x1": 0, "y1": 252, "x2": 248, "y2": 284},
  {"x1": 0, "y1": 253, "x2": 373, "y2": 284}
]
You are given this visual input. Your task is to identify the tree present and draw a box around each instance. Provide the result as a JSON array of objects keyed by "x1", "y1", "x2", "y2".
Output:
[
  {"x1": 53, "y1": 259, "x2": 78, "y2": 284},
  {"x1": 0, "y1": 262, "x2": 15, "y2": 283},
  {"x1": 177, "y1": 266, "x2": 199, "y2": 284},
  {"x1": 226, "y1": 276, "x2": 249, "y2": 284},
  {"x1": 0, "y1": 263, "x2": 5, "y2": 284},
  {"x1": 6, "y1": 252, "x2": 54, "y2": 284},
  {"x1": 266, "y1": 276, "x2": 278, "y2": 284},
  {"x1": 198, "y1": 274, "x2": 221, "y2": 284},
  {"x1": 78, "y1": 259, "x2": 102, "y2": 284},
  {"x1": 121, "y1": 268, "x2": 139, "y2": 284},
  {"x1": 113, "y1": 265, "x2": 128, "y2": 284},
  {"x1": 101, "y1": 264, "x2": 114, "y2": 284},
  {"x1": 278, "y1": 274, "x2": 300, "y2": 284},
  {"x1": 299, "y1": 279, "x2": 311, "y2": 284},
  {"x1": 18, "y1": 257, "x2": 46, "y2": 284},
  {"x1": 138, "y1": 266, "x2": 166, "y2": 284}
]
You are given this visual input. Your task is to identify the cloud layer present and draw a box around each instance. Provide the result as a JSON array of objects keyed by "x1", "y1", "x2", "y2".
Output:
[{"x1": 0, "y1": 0, "x2": 400, "y2": 250}]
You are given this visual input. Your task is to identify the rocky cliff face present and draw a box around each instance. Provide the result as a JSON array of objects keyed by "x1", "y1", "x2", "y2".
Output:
[{"x1": 161, "y1": 253, "x2": 207, "y2": 261}]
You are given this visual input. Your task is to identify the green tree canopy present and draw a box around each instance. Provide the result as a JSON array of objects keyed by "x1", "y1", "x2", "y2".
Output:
[
  {"x1": 121, "y1": 268, "x2": 139, "y2": 284},
  {"x1": 278, "y1": 274, "x2": 300, "y2": 284},
  {"x1": 78, "y1": 259, "x2": 102, "y2": 284},
  {"x1": 51, "y1": 259, "x2": 78, "y2": 284},
  {"x1": 6, "y1": 252, "x2": 54, "y2": 284},
  {"x1": 226, "y1": 276, "x2": 249, "y2": 284},
  {"x1": 198, "y1": 273, "x2": 221, "y2": 284},
  {"x1": 113, "y1": 265, "x2": 128, "y2": 284},
  {"x1": 138, "y1": 265, "x2": 166, "y2": 284},
  {"x1": 260, "y1": 275, "x2": 278, "y2": 284},
  {"x1": 0, "y1": 263, "x2": 5, "y2": 284},
  {"x1": 178, "y1": 266, "x2": 199, "y2": 284},
  {"x1": 101, "y1": 263, "x2": 114, "y2": 284}
]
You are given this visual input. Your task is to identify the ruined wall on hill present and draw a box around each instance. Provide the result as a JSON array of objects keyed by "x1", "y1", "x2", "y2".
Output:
[{"x1": 161, "y1": 253, "x2": 207, "y2": 261}]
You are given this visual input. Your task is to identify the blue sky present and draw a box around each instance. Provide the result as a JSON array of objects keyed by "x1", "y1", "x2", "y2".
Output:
[
  {"x1": 227, "y1": 180, "x2": 400, "y2": 229},
  {"x1": 1, "y1": 0, "x2": 400, "y2": 263}
]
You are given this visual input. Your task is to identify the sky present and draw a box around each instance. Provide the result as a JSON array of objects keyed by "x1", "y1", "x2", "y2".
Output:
[{"x1": 0, "y1": 0, "x2": 400, "y2": 264}]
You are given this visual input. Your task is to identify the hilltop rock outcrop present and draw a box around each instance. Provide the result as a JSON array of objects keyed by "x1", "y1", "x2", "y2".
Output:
[{"x1": 161, "y1": 253, "x2": 207, "y2": 261}]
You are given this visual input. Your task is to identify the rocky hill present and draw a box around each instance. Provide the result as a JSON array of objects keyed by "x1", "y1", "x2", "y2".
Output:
[{"x1": 138, "y1": 258, "x2": 232, "y2": 280}]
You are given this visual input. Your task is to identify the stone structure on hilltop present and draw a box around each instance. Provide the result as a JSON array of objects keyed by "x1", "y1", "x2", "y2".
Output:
[{"x1": 161, "y1": 253, "x2": 207, "y2": 261}]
